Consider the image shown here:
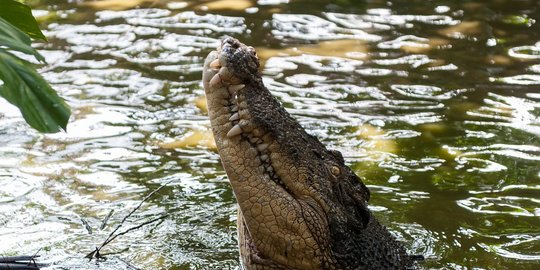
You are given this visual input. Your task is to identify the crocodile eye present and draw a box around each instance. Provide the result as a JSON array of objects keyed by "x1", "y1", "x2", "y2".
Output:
[{"x1": 330, "y1": 166, "x2": 341, "y2": 176}]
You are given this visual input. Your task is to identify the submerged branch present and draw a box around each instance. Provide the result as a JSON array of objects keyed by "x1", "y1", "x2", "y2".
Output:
[
  {"x1": 102, "y1": 214, "x2": 170, "y2": 248},
  {"x1": 0, "y1": 256, "x2": 43, "y2": 270},
  {"x1": 85, "y1": 181, "x2": 173, "y2": 260}
]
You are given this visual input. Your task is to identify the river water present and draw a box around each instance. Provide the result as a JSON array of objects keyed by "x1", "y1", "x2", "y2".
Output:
[{"x1": 0, "y1": 0, "x2": 539, "y2": 269}]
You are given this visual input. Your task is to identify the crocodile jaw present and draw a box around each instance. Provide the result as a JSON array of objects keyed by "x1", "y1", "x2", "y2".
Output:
[
  {"x1": 201, "y1": 38, "x2": 409, "y2": 270},
  {"x1": 203, "y1": 39, "x2": 331, "y2": 269}
]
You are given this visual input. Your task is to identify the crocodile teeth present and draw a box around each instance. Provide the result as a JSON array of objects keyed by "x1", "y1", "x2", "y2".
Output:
[
  {"x1": 248, "y1": 135, "x2": 262, "y2": 144},
  {"x1": 257, "y1": 143, "x2": 269, "y2": 151},
  {"x1": 260, "y1": 154, "x2": 269, "y2": 161},
  {"x1": 228, "y1": 84, "x2": 245, "y2": 94},
  {"x1": 229, "y1": 112, "x2": 240, "y2": 122},
  {"x1": 209, "y1": 59, "x2": 221, "y2": 69},
  {"x1": 219, "y1": 66, "x2": 233, "y2": 79},
  {"x1": 227, "y1": 124, "x2": 243, "y2": 137},
  {"x1": 209, "y1": 73, "x2": 223, "y2": 88}
]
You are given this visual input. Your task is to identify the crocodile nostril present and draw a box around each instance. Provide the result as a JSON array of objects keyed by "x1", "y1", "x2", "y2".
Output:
[
  {"x1": 222, "y1": 37, "x2": 234, "y2": 48},
  {"x1": 224, "y1": 37, "x2": 240, "y2": 48}
]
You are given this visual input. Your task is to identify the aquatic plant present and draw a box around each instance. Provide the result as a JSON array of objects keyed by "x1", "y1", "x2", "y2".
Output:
[{"x1": 0, "y1": 0, "x2": 70, "y2": 133}]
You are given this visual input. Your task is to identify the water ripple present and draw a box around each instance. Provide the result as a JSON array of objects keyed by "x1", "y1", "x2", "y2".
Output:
[
  {"x1": 272, "y1": 14, "x2": 381, "y2": 42},
  {"x1": 479, "y1": 234, "x2": 540, "y2": 261},
  {"x1": 378, "y1": 35, "x2": 430, "y2": 50},
  {"x1": 508, "y1": 44, "x2": 540, "y2": 59},
  {"x1": 361, "y1": 9, "x2": 459, "y2": 26},
  {"x1": 96, "y1": 8, "x2": 172, "y2": 21},
  {"x1": 373, "y1": 54, "x2": 434, "y2": 68},
  {"x1": 455, "y1": 157, "x2": 507, "y2": 172},
  {"x1": 50, "y1": 24, "x2": 139, "y2": 49},
  {"x1": 127, "y1": 11, "x2": 246, "y2": 33},
  {"x1": 324, "y1": 12, "x2": 393, "y2": 30},
  {"x1": 0, "y1": 170, "x2": 42, "y2": 203},
  {"x1": 458, "y1": 196, "x2": 540, "y2": 217},
  {"x1": 390, "y1": 84, "x2": 467, "y2": 100},
  {"x1": 45, "y1": 68, "x2": 164, "y2": 105},
  {"x1": 265, "y1": 54, "x2": 363, "y2": 73},
  {"x1": 494, "y1": 74, "x2": 540, "y2": 85},
  {"x1": 110, "y1": 33, "x2": 218, "y2": 65},
  {"x1": 355, "y1": 68, "x2": 409, "y2": 77},
  {"x1": 466, "y1": 93, "x2": 540, "y2": 136},
  {"x1": 379, "y1": 157, "x2": 445, "y2": 172},
  {"x1": 530, "y1": 64, "x2": 540, "y2": 73}
]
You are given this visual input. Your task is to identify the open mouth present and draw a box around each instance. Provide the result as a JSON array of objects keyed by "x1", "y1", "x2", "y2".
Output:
[{"x1": 202, "y1": 38, "x2": 289, "y2": 190}]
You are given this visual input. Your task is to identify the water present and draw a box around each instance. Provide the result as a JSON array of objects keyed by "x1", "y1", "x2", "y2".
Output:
[{"x1": 1, "y1": 0, "x2": 539, "y2": 269}]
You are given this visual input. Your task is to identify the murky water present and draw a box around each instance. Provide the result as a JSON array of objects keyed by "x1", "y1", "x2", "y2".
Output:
[{"x1": 1, "y1": 0, "x2": 539, "y2": 269}]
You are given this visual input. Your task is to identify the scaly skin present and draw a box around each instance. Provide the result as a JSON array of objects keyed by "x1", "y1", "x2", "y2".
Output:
[{"x1": 202, "y1": 38, "x2": 416, "y2": 270}]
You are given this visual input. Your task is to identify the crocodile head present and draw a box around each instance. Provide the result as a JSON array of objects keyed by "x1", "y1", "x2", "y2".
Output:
[{"x1": 203, "y1": 38, "x2": 412, "y2": 269}]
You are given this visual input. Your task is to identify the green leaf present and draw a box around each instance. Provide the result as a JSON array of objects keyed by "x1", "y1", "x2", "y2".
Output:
[
  {"x1": 0, "y1": 48, "x2": 70, "y2": 133},
  {"x1": 0, "y1": 17, "x2": 45, "y2": 62},
  {"x1": 0, "y1": 0, "x2": 46, "y2": 41}
]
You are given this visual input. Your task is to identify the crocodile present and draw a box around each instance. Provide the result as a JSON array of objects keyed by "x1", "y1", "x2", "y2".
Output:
[{"x1": 202, "y1": 38, "x2": 420, "y2": 269}]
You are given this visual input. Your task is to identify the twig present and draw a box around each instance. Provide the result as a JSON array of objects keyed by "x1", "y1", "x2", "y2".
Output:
[
  {"x1": 99, "y1": 183, "x2": 168, "y2": 250},
  {"x1": 117, "y1": 257, "x2": 142, "y2": 270},
  {"x1": 0, "y1": 255, "x2": 42, "y2": 270},
  {"x1": 0, "y1": 256, "x2": 38, "y2": 263},
  {"x1": 100, "y1": 209, "x2": 114, "y2": 230},
  {"x1": 85, "y1": 180, "x2": 173, "y2": 259},
  {"x1": 81, "y1": 218, "x2": 92, "y2": 234},
  {"x1": 101, "y1": 214, "x2": 169, "y2": 248}
]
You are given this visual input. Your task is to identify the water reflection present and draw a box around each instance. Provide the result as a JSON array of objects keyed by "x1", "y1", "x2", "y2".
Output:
[
  {"x1": 508, "y1": 43, "x2": 540, "y2": 60},
  {"x1": 0, "y1": 0, "x2": 539, "y2": 269},
  {"x1": 126, "y1": 11, "x2": 246, "y2": 33},
  {"x1": 272, "y1": 13, "x2": 381, "y2": 42},
  {"x1": 466, "y1": 93, "x2": 540, "y2": 136}
]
